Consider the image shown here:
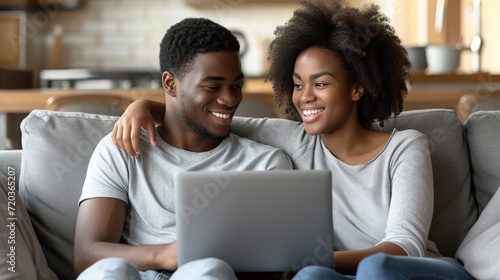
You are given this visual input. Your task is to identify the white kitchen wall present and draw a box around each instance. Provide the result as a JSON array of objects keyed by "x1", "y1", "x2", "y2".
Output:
[
  {"x1": 28, "y1": 0, "x2": 299, "y2": 77},
  {"x1": 31, "y1": 0, "x2": 472, "y2": 77}
]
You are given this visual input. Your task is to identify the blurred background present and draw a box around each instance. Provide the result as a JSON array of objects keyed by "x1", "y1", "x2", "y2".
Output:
[
  {"x1": 1, "y1": 0, "x2": 500, "y2": 150},
  {"x1": 1, "y1": 0, "x2": 499, "y2": 86}
]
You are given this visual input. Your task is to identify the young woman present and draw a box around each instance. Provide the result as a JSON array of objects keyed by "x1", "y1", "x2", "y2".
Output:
[{"x1": 112, "y1": 1, "x2": 474, "y2": 279}]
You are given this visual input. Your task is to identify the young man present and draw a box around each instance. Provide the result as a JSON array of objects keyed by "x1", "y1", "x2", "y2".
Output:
[{"x1": 73, "y1": 18, "x2": 292, "y2": 280}]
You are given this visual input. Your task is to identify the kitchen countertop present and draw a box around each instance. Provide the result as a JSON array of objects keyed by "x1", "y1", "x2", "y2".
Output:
[
  {"x1": 0, "y1": 88, "x2": 165, "y2": 113},
  {"x1": 0, "y1": 86, "x2": 278, "y2": 113},
  {"x1": 2, "y1": 74, "x2": 500, "y2": 113},
  {"x1": 410, "y1": 72, "x2": 500, "y2": 82},
  {"x1": 409, "y1": 73, "x2": 500, "y2": 90}
]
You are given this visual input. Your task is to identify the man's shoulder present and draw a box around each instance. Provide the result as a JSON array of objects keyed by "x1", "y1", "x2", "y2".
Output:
[
  {"x1": 226, "y1": 133, "x2": 292, "y2": 169},
  {"x1": 227, "y1": 133, "x2": 282, "y2": 151}
]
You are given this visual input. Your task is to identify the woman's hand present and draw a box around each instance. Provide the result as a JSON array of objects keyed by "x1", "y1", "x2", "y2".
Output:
[{"x1": 112, "y1": 99, "x2": 159, "y2": 157}]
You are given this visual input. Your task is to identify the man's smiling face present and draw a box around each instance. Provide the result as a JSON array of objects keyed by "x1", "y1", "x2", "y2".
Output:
[{"x1": 177, "y1": 51, "x2": 244, "y2": 140}]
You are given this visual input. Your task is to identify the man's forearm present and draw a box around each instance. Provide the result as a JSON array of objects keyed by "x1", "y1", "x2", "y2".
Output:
[
  {"x1": 333, "y1": 242, "x2": 406, "y2": 275},
  {"x1": 143, "y1": 99, "x2": 166, "y2": 124},
  {"x1": 74, "y1": 241, "x2": 176, "y2": 276}
]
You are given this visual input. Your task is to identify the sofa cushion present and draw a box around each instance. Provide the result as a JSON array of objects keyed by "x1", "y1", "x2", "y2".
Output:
[
  {"x1": 464, "y1": 110, "x2": 500, "y2": 214},
  {"x1": 371, "y1": 109, "x2": 477, "y2": 258},
  {"x1": 456, "y1": 186, "x2": 500, "y2": 279},
  {"x1": 19, "y1": 110, "x2": 118, "y2": 280}
]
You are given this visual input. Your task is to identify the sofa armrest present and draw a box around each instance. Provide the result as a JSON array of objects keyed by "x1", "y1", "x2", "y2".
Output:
[{"x1": 0, "y1": 150, "x2": 22, "y2": 185}]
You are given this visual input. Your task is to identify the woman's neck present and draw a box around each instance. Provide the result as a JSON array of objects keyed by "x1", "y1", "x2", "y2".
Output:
[{"x1": 320, "y1": 125, "x2": 392, "y2": 165}]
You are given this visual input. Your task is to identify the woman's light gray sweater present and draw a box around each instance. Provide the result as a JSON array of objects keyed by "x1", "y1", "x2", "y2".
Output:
[{"x1": 232, "y1": 117, "x2": 442, "y2": 258}]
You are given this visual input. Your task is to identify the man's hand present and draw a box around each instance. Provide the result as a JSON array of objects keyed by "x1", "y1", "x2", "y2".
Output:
[{"x1": 154, "y1": 241, "x2": 178, "y2": 271}]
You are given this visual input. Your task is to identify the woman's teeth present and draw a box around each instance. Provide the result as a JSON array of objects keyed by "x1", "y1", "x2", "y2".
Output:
[{"x1": 303, "y1": 109, "x2": 324, "y2": 116}]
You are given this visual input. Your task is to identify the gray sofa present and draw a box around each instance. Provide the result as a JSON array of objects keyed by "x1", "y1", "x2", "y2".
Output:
[{"x1": 1, "y1": 109, "x2": 499, "y2": 280}]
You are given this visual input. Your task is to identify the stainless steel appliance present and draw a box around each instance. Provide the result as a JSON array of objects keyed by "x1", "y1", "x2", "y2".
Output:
[{"x1": 40, "y1": 69, "x2": 162, "y2": 90}]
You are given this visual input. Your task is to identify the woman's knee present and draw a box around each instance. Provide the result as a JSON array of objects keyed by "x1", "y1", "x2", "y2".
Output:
[
  {"x1": 359, "y1": 253, "x2": 393, "y2": 268},
  {"x1": 197, "y1": 257, "x2": 235, "y2": 276},
  {"x1": 357, "y1": 253, "x2": 404, "y2": 279},
  {"x1": 292, "y1": 265, "x2": 338, "y2": 280}
]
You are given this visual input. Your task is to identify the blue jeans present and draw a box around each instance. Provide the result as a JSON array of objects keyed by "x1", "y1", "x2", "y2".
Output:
[
  {"x1": 76, "y1": 257, "x2": 237, "y2": 280},
  {"x1": 292, "y1": 253, "x2": 474, "y2": 280}
]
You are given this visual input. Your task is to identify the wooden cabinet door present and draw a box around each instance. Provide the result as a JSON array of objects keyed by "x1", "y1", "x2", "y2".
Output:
[
  {"x1": 0, "y1": 0, "x2": 34, "y2": 9},
  {"x1": 0, "y1": 12, "x2": 26, "y2": 67}
]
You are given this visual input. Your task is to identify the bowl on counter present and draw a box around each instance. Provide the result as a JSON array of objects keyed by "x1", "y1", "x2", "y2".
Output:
[
  {"x1": 405, "y1": 46, "x2": 428, "y2": 73},
  {"x1": 425, "y1": 45, "x2": 462, "y2": 74}
]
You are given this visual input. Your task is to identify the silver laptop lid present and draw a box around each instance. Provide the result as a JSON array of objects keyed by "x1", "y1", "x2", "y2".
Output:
[{"x1": 174, "y1": 170, "x2": 333, "y2": 273}]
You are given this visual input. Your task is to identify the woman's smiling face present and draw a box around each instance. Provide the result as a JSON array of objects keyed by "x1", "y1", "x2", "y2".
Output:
[{"x1": 292, "y1": 47, "x2": 361, "y2": 136}]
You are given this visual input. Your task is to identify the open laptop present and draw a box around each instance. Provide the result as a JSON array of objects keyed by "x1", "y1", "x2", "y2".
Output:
[{"x1": 174, "y1": 169, "x2": 334, "y2": 273}]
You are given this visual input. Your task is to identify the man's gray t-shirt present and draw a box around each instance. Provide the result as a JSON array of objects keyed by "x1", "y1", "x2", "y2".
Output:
[
  {"x1": 80, "y1": 129, "x2": 292, "y2": 246},
  {"x1": 232, "y1": 117, "x2": 441, "y2": 258}
]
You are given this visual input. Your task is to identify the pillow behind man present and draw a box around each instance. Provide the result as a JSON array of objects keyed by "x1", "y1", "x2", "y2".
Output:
[{"x1": 18, "y1": 110, "x2": 118, "y2": 279}]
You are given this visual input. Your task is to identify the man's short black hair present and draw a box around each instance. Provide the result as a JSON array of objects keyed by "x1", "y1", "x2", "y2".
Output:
[{"x1": 159, "y1": 18, "x2": 240, "y2": 80}]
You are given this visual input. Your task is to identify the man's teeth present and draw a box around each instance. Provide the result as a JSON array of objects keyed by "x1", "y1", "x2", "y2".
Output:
[
  {"x1": 211, "y1": 112, "x2": 231, "y2": 119},
  {"x1": 303, "y1": 109, "x2": 324, "y2": 116}
]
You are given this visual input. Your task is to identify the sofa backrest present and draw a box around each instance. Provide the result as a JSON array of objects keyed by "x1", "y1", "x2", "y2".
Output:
[
  {"x1": 17, "y1": 109, "x2": 483, "y2": 279},
  {"x1": 19, "y1": 110, "x2": 118, "y2": 280},
  {"x1": 372, "y1": 109, "x2": 478, "y2": 258},
  {"x1": 464, "y1": 110, "x2": 500, "y2": 214}
]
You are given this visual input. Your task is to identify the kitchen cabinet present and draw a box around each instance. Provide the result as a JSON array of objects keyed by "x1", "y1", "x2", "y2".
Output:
[
  {"x1": 0, "y1": 11, "x2": 26, "y2": 68},
  {"x1": 0, "y1": 0, "x2": 34, "y2": 9},
  {"x1": 0, "y1": 0, "x2": 82, "y2": 10},
  {"x1": 0, "y1": 0, "x2": 81, "y2": 67},
  {"x1": 185, "y1": 0, "x2": 296, "y2": 6}
]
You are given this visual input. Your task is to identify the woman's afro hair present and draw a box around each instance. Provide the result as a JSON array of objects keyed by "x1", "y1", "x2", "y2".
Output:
[
  {"x1": 159, "y1": 18, "x2": 240, "y2": 80},
  {"x1": 267, "y1": 0, "x2": 411, "y2": 127}
]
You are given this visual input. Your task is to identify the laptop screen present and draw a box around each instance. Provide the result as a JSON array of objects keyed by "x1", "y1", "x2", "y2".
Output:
[{"x1": 174, "y1": 170, "x2": 334, "y2": 273}]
